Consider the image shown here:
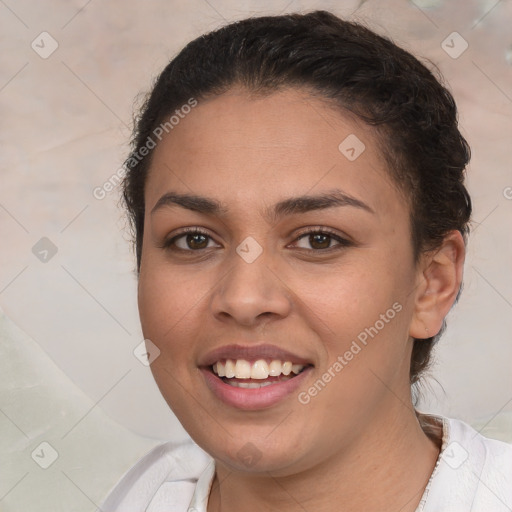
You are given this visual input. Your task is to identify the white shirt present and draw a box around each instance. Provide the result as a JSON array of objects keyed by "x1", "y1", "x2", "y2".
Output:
[{"x1": 99, "y1": 415, "x2": 512, "y2": 512}]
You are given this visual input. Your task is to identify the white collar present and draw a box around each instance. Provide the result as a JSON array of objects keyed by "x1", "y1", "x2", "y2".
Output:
[{"x1": 187, "y1": 460, "x2": 216, "y2": 512}]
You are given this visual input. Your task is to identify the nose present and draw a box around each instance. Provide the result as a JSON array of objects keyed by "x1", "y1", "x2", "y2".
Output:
[{"x1": 210, "y1": 249, "x2": 292, "y2": 327}]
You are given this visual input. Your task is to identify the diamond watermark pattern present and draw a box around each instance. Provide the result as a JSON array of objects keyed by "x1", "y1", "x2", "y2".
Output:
[
  {"x1": 32, "y1": 237, "x2": 58, "y2": 263},
  {"x1": 31, "y1": 441, "x2": 59, "y2": 469},
  {"x1": 441, "y1": 32, "x2": 468, "y2": 59},
  {"x1": 442, "y1": 441, "x2": 469, "y2": 469},
  {"x1": 133, "y1": 339, "x2": 161, "y2": 366},
  {"x1": 237, "y1": 442, "x2": 262, "y2": 468},
  {"x1": 236, "y1": 236, "x2": 263, "y2": 264},
  {"x1": 338, "y1": 134, "x2": 365, "y2": 161},
  {"x1": 31, "y1": 32, "x2": 59, "y2": 59}
]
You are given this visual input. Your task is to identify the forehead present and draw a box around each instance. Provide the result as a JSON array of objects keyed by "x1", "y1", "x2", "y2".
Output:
[{"x1": 145, "y1": 88, "x2": 403, "y2": 218}]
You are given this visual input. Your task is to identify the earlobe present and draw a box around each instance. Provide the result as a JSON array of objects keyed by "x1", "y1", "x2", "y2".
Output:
[{"x1": 409, "y1": 231, "x2": 466, "y2": 339}]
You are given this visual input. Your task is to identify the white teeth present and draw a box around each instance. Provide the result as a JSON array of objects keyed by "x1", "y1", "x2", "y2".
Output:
[
  {"x1": 212, "y1": 359, "x2": 306, "y2": 379},
  {"x1": 268, "y1": 360, "x2": 282, "y2": 376},
  {"x1": 235, "y1": 359, "x2": 251, "y2": 379},
  {"x1": 229, "y1": 381, "x2": 274, "y2": 389},
  {"x1": 224, "y1": 359, "x2": 236, "y2": 378},
  {"x1": 291, "y1": 364, "x2": 303, "y2": 375},
  {"x1": 251, "y1": 360, "x2": 269, "y2": 379}
]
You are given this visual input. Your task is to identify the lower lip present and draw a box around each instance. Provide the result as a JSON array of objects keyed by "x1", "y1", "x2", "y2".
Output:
[{"x1": 200, "y1": 367, "x2": 313, "y2": 410}]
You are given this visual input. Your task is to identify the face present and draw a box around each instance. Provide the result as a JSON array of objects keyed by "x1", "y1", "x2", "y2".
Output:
[{"x1": 138, "y1": 87, "x2": 422, "y2": 475}]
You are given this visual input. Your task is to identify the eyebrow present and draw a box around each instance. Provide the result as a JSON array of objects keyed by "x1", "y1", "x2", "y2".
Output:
[{"x1": 150, "y1": 189, "x2": 375, "y2": 220}]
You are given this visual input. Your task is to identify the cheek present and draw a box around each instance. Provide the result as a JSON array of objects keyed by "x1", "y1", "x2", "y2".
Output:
[
  {"x1": 295, "y1": 253, "x2": 415, "y2": 386},
  {"x1": 137, "y1": 260, "x2": 206, "y2": 360},
  {"x1": 291, "y1": 269, "x2": 412, "y2": 428},
  {"x1": 296, "y1": 259, "x2": 403, "y2": 333},
  {"x1": 137, "y1": 263, "x2": 208, "y2": 418}
]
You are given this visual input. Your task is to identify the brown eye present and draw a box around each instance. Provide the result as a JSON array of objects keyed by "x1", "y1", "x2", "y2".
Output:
[
  {"x1": 294, "y1": 229, "x2": 350, "y2": 251},
  {"x1": 309, "y1": 233, "x2": 331, "y2": 250},
  {"x1": 163, "y1": 229, "x2": 220, "y2": 252},
  {"x1": 185, "y1": 233, "x2": 209, "y2": 250}
]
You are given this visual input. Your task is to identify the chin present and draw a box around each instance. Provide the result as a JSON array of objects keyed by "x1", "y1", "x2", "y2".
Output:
[{"x1": 189, "y1": 426, "x2": 311, "y2": 476}]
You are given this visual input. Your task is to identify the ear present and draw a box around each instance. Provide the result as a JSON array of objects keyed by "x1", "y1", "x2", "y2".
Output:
[{"x1": 409, "y1": 230, "x2": 466, "y2": 339}]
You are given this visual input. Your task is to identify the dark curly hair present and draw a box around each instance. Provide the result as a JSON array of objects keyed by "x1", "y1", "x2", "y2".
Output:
[{"x1": 122, "y1": 10, "x2": 472, "y2": 385}]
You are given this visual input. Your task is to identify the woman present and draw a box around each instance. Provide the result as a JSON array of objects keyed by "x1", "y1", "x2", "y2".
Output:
[{"x1": 101, "y1": 10, "x2": 512, "y2": 512}]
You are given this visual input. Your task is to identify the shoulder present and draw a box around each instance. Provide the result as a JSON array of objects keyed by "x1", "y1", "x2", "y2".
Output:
[
  {"x1": 98, "y1": 439, "x2": 213, "y2": 512},
  {"x1": 421, "y1": 415, "x2": 512, "y2": 512},
  {"x1": 446, "y1": 416, "x2": 512, "y2": 484},
  {"x1": 447, "y1": 416, "x2": 512, "y2": 466}
]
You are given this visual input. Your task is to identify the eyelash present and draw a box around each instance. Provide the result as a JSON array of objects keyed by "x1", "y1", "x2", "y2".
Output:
[{"x1": 161, "y1": 226, "x2": 352, "y2": 254}]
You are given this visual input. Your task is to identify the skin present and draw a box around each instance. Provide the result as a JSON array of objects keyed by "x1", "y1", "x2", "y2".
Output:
[{"x1": 137, "y1": 87, "x2": 465, "y2": 511}]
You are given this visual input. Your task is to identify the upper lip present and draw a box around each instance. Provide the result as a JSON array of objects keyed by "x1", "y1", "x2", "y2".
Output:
[{"x1": 199, "y1": 344, "x2": 314, "y2": 367}]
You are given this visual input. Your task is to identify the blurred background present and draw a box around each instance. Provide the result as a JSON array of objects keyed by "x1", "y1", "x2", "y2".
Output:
[{"x1": 1, "y1": 0, "x2": 511, "y2": 510}]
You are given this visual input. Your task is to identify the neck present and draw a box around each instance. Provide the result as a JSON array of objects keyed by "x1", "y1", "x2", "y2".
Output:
[{"x1": 207, "y1": 401, "x2": 441, "y2": 512}]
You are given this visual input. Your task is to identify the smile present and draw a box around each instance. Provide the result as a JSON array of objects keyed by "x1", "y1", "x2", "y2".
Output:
[
  {"x1": 210, "y1": 358, "x2": 307, "y2": 390},
  {"x1": 213, "y1": 358, "x2": 306, "y2": 381},
  {"x1": 200, "y1": 347, "x2": 314, "y2": 410}
]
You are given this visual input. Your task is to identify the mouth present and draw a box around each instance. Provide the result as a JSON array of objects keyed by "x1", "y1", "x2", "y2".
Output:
[
  {"x1": 210, "y1": 358, "x2": 310, "y2": 388},
  {"x1": 199, "y1": 345, "x2": 314, "y2": 410}
]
